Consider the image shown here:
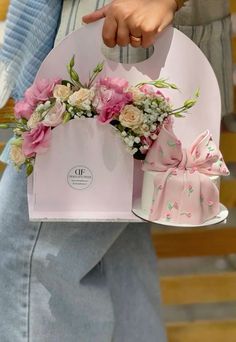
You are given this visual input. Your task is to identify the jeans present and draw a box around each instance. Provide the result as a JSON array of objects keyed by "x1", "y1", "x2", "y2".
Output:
[{"x1": 0, "y1": 165, "x2": 167, "y2": 341}]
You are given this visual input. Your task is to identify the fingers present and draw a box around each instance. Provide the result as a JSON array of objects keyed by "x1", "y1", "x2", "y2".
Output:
[
  {"x1": 83, "y1": 1, "x2": 175, "y2": 48},
  {"x1": 82, "y1": 5, "x2": 109, "y2": 24},
  {"x1": 157, "y1": 13, "x2": 174, "y2": 33},
  {"x1": 129, "y1": 26, "x2": 142, "y2": 48},
  {"x1": 102, "y1": 16, "x2": 118, "y2": 48},
  {"x1": 117, "y1": 23, "x2": 130, "y2": 46}
]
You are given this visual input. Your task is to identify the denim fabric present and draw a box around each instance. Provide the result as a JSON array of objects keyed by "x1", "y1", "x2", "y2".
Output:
[{"x1": 0, "y1": 166, "x2": 167, "y2": 341}]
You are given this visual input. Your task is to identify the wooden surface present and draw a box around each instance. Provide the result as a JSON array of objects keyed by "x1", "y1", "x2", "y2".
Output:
[
  {"x1": 167, "y1": 319, "x2": 236, "y2": 342},
  {"x1": 220, "y1": 132, "x2": 236, "y2": 162},
  {"x1": 161, "y1": 272, "x2": 236, "y2": 305},
  {"x1": 230, "y1": 0, "x2": 236, "y2": 13},
  {"x1": 0, "y1": 0, "x2": 10, "y2": 21},
  {"x1": 221, "y1": 180, "x2": 236, "y2": 208},
  {"x1": 0, "y1": 142, "x2": 6, "y2": 173},
  {"x1": 0, "y1": 98, "x2": 15, "y2": 123},
  {"x1": 152, "y1": 220, "x2": 236, "y2": 258}
]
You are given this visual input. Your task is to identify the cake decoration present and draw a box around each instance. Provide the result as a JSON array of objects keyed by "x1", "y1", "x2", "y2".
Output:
[{"x1": 142, "y1": 118, "x2": 229, "y2": 225}]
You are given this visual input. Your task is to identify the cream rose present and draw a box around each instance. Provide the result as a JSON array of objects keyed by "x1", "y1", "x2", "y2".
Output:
[
  {"x1": 10, "y1": 144, "x2": 25, "y2": 166},
  {"x1": 128, "y1": 86, "x2": 145, "y2": 103},
  {"x1": 119, "y1": 105, "x2": 143, "y2": 130},
  {"x1": 27, "y1": 111, "x2": 42, "y2": 129},
  {"x1": 68, "y1": 88, "x2": 94, "y2": 110},
  {"x1": 43, "y1": 100, "x2": 66, "y2": 127},
  {"x1": 53, "y1": 84, "x2": 72, "y2": 101}
]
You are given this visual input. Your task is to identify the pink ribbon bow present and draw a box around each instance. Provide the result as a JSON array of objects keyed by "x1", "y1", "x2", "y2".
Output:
[{"x1": 142, "y1": 119, "x2": 229, "y2": 225}]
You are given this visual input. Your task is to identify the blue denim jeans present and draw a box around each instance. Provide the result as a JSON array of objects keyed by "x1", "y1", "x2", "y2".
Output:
[{"x1": 0, "y1": 165, "x2": 167, "y2": 341}]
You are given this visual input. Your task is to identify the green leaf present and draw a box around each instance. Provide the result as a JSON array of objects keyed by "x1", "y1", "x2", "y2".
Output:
[
  {"x1": 195, "y1": 88, "x2": 200, "y2": 98},
  {"x1": 70, "y1": 70, "x2": 80, "y2": 83},
  {"x1": 183, "y1": 99, "x2": 197, "y2": 109},
  {"x1": 93, "y1": 61, "x2": 104, "y2": 74},
  {"x1": 63, "y1": 112, "x2": 71, "y2": 124},
  {"x1": 26, "y1": 163, "x2": 33, "y2": 177},
  {"x1": 69, "y1": 55, "x2": 75, "y2": 69},
  {"x1": 0, "y1": 124, "x2": 9, "y2": 129},
  {"x1": 61, "y1": 80, "x2": 74, "y2": 87}
]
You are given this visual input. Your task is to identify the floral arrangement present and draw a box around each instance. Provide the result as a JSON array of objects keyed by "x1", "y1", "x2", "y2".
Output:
[{"x1": 1, "y1": 57, "x2": 198, "y2": 176}]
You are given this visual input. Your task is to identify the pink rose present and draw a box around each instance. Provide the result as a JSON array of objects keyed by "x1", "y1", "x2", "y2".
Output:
[
  {"x1": 139, "y1": 84, "x2": 165, "y2": 98},
  {"x1": 14, "y1": 99, "x2": 34, "y2": 120},
  {"x1": 43, "y1": 100, "x2": 66, "y2": 127},
  {"x1": 99, "y1": 77, "x2": 129, "y2": 93},
  {"x1": 22, "y1": 123, "x2": 51, "y2": 157},
  {"x1": 93, "y1": 78, "x2": 132, "y2": 123},
  {"x1": 24, "y1": 78, "x2": 61, "y2": 107}
]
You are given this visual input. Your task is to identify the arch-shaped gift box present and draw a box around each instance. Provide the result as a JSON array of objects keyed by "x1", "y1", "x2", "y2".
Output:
[{"x1": 27, "y1": 21, "x2": 221, "y2": 221}]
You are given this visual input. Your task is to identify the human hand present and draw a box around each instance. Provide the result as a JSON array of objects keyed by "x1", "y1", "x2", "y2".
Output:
[{"x1": 82, "y1": 0, "x2": 177, "y2": 48}]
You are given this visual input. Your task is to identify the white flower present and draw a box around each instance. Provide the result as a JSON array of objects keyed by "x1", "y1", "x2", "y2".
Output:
[
  {"x1": 128, "y1": 86, "x2": 145, "y2": 103},
  {"x1": 141, "y1": 124, "x2": 149, "y2": 132},
  {"x1": 150, "y1": 124, "x2": 156, "y2": 132},
  {"x1": 36, "y1": 104, "x2": 44, "y2": 111},
  {"x1": 128, "y1": 140, "x2": 134, "y2": 147},
  {"x1": 43, "y1": 100, "x2": 66, "y2": 127},
  {"x1": 44, "y1": 101, "x2": 51, "y2": 109},
  {"x1": 131, "y1": 148, "x2": 138, "y2": 155},
  {"x1": 134, "y1": 137, "x2": 141, "y2": 144},
  {"x1": 27, "y1": 111, "x2": 42, "y2": 129},
  {"x1": 10, "y1": 143, "x2": 25, "y2": 167},
  {"x1": 68, "y1": 88, "x2": 94, "y2": 110},
  {"x1": 53, "y1": 84, "x2": 72, "y2": 101},
  {"x1": 119, "y1": 105, "x2": 143, "y2": 130}
]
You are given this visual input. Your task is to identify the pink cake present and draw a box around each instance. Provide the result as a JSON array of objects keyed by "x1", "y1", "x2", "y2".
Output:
[{"x1": 141, "y1": 119, "x2": 229, "y2": 225}]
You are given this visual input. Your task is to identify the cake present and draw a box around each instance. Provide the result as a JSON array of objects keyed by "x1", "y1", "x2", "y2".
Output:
[{"x1": 141, "y1": 119, "x2": 229, "y2": 225}]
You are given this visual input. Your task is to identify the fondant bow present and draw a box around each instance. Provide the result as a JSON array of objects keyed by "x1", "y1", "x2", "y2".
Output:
[{"x1": 142, "y1": 119, "x2": 229, "y2": 225}]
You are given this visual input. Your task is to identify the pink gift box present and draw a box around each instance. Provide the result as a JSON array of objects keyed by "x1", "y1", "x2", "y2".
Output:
[{"x1": 27, "y1": 22, "x2": 221, "y2": 221}]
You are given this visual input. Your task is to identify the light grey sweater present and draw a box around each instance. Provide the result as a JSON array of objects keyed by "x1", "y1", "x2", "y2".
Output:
[{"x1": 175, "y1": 0, "x2": 230, "y2": 25}]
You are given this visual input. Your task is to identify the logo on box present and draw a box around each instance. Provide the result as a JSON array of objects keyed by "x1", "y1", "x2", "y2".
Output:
[{"x1": 67, "y1": 166, "x2": 93, "y2": 190}]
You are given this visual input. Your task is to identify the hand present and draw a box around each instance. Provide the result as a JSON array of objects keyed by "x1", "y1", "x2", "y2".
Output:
[{"x1": 82, "y1": 0, "x2": 177, "y2": 48}]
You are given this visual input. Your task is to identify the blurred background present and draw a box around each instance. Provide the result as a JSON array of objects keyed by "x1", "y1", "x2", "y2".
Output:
[{"x1": 0, "y1": 1, "x2": 236, "y2": 341}]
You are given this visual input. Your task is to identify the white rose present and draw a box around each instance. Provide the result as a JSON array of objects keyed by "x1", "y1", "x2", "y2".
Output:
[
  {"x1": 128, "y1": 86, "x2": 145, "y2": 103},
  {"x1": 10, "y1": 144, "x2": 25, "y2": 166},
  {"x1": 119, "y1": 105, "x2": 143, "y2": 131},
  {"x1": 43, "y1": 100, "x2": 66, "y2": 127},
  {"x1": 27, "y1": 111, "x2": 42, "y2": 129},
  {"x1": 68, "y1": 88, "x2": 94, "y2": 110},
  {"x1": 53, "y1": 84, "x2": 72, "y2": 101}
]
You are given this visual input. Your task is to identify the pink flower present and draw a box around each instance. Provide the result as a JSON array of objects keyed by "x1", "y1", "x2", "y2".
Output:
[
  {"x1": 99, "y1": 77, "x2": 129, "y2": 93},
  {"x1": 43, "y1": 100, "x2": 66, "y2": 127},
  {"x1": 139, "y1": 84, "x2": 165, "y2": 98},
  {"x1": 93, "y1": 77, "x2": 132, "y2": 123},
  {"x1": 208, "y1": 200, "x2": 214, "y2": 207},
  {"x1": 22, "y1": 123, "x2": 51, "y2": 157},
  {"x1": 24, "y1": 78, "x2": 61, "y2": 107},
  {"x1": 14, "y1": 99, "x2": 34, "y2": 120},
  {"x1": 173, "y1": 202, "x2": 179, "y2": 210}
]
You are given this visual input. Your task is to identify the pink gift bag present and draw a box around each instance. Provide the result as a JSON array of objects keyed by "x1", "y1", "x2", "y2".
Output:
[{"x1": 27, "y1": 21, "x2": 221, "y2": 221}]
